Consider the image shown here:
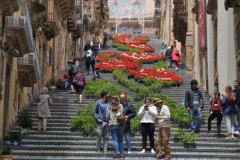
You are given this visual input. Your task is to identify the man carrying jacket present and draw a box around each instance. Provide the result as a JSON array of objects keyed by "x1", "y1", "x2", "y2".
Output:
[
  {"x1": 120, "y1": 92, "x2": 136, "y2": 154},
  {"x1": 185, "y1": 79, "x2": 203, "y2": 133}
]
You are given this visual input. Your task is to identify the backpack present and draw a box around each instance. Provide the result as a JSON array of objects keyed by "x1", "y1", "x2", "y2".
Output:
[
  {"x1": 71, "y1": 65, "x2": 78, "y2": 74},
  {"x1": 175, "y1": 50, "x2": 180, "y2": 56},
  {"x1": 73, "y1": 74, "x2": 84, "y2": 86},
  {"x1": 211, "y1": 99, "x2": 221, "y2": 113}
]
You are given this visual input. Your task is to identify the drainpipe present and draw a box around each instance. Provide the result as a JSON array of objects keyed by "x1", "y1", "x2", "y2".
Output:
[
  {"x1": 51, "y1": 38, "x2": 55, "y2": 81},
  {"x1": 204, "y1": 0, "x2": 208, "y2": 94}
]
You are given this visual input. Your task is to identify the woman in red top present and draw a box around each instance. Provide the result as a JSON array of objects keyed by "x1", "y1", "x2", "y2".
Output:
[{"x1": 171, "y1": 48, "x2": 181, "y2": 71}]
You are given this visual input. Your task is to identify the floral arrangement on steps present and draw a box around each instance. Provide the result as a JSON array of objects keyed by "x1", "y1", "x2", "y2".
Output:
[
  {"x1": 126, "y1": 44, "x2": 155, "y2": 52},
  {"x1": 96, "y1": 51, "x2": 116, "y2": 61},
  {"x1": 111, "y1": 33, "x2": 131, "y2": 40},
  {"x1": 84, "y1": 79, "x2": 124, "y2": 98},
  {"x1": 112, "y1": 43, "x2": 143, "y2": 53},
  {"x1": 114, "y1": 38, "x2": 147, "y2": 45},
  {"x1": 115, "y1": 52, "x2": 165, "y2": 63},
  {"x1": 135, "y1": 35, "x2": 150, "y2": 41},
  {"x1": 95, "y1": 59, "x2": 141, "y2": 71}
]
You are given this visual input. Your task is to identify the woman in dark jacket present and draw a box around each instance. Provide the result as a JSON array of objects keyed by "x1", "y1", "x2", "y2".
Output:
[{"x1": 221, "y1": 85, "x2": 237, "y2": 139}]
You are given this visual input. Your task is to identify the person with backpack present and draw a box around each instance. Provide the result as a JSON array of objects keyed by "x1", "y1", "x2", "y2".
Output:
[
  {"x1": 93, "y1": 90, "x2": 110, "y2": 153},
  {"x1": 85, "y1": 50, "x2": 95, "y2": 75},
  {"x1": 165, "y1": 47, "x2": 172, "y2": 68},
  {"x1": 72, "y1": 69, "x2": 86, "y2": 104},
  {"x1": 208, "y1": 91, "x2": 223, "y2": 138},
  {"x1": 68, "y1": 60, "x2": 77, "y2": 94},
  {"x1": 171, "y1": 48, "x2": 181, "y2": 71},
  {"x1": 184, "y1": 79, "x2": 203, "y2": 133}
]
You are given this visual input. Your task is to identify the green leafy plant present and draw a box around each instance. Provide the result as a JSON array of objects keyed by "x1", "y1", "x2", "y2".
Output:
[
  {"x1": 17, "y1": 110, "x2": 33, "y2": 129},
  {"x1": 181, "y1": 134, "x2": 190, "y2": 143},
  {"x1": 189, "y1": 133, "x2": 198, "y2": 143},
  {"x1": 1, "y1": 145, "x2": 11, "y2": 155}
]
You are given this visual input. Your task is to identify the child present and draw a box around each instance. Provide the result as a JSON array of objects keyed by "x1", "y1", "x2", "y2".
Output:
[{"x1": 37, "y1": 87, "x2": 52, "y2": 131}]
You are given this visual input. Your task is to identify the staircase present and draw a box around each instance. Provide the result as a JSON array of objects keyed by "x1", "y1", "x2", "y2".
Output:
[{"x1": 11, "y1": 35, "x2": 240, "y2": 159}]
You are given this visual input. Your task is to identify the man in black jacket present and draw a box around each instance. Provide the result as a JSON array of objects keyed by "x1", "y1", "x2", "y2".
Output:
[
  {"x1": 120, "y1": 92, "x2": 136, "y2": 154},
  {"x1": 165, "y1": 47, "x2": 172, "y2": 68}
]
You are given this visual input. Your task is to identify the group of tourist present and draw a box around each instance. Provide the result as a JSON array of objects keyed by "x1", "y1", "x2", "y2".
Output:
[
  {"x1": 184, "y1": 79, "x2": 240, "y2": 139},
  {"x1": 161, "y1": 41, "x2": 181, "y2": 71},
  {"x1": 93, "y1": 91, "x2": 171, "y2": 160}
]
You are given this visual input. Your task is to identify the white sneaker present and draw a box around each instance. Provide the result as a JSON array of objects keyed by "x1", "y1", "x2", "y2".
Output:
[
  {"x1": 127, "y1": 151, "x2": 132, "y2": 154},
  {"x1": 151, "y1": 148, "x2": 155, "y2": 154},
  {"x1": 140, "y1": 149, "x2": 145, "y2": 154},
  {"x1": 234, "y1": 130, "x2": 239, "y2": 135}
]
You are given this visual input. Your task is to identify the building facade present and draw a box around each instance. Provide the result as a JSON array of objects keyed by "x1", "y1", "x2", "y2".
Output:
[{"x1": 0, "y1": 0, "x2": 109, "y2": 141}]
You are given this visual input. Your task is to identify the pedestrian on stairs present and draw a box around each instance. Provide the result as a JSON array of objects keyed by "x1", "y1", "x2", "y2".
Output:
[
  {"x1": 120, "y1": 92, "x2": 136, "y2": 154},
  {"x1": 137, "y1": 98, "x2": 158, "y2": 154},
  {"x1": 171, "y1": 48, "x2": 181, "y2": 71},
  {"x1": 184, "y1": 79, "x2": 203, "y2": 133},
  {"x1": 154, "y1": 98, "x2": 171, "y2": 160},
  {"x1": 207, "y1": 91, "x2": 223, "y2": 138},
  {"x1": 233, "y1": 80, "x2": 240, "y2": 135},
  {"x1": 37, "y1": 87, "x2": 52, "y2": 131},
  {"x1": 107, "y1": 96, "x2": 125, "y2": 159},
  {"x1": 93, "y1": 90, "x2": 110, "y2": 153},
  {"x1": 221, "y1": 85, "x2": 238, "y2": 139},
  {"x1": 72, "y1": 69, "x2": 85, "y2": 104}
]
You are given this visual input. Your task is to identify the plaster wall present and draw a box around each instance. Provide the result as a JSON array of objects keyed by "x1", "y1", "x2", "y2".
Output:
[{"x1": 217, "y1": 4, "x2": 236, "y2": 93}]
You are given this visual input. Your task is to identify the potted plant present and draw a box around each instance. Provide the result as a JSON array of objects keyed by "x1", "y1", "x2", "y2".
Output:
[
  {"x1": 188, "y1": 133, "x2": 198, "y2": 148},
  {"x1": 17, "y1": 110, "x2": 33, "y2": 130},
  {"x1": 1, "y1": 145, "x2": 12, "y2": 160},
  {"x1": 172, "y1": 128, "x2": 184, "y2": 143},
  {"x1": 181, "y1": 133, "x2": 190, "y2": 149}
]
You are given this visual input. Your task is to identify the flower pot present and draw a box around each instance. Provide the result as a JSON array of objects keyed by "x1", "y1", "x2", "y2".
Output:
[
  {"x1": 189, "y1": 142, "x2": 196, "y2": 148},
  {"x1": 1, "y1": 155, "x2": 13, "y2": 160},
  {"x1": 183, "y1": 142, "x2": 189, "y2": 149}
]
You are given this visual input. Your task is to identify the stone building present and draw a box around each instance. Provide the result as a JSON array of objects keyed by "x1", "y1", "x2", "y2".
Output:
[
  {"x1": 106, "y1": 0, "x2": 155, "y2": 34},
  {"x1": 0, "y1": 0, "x2": 109, "y2": 141}
]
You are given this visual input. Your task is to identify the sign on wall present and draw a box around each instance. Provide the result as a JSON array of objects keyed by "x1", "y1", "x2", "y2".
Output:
[{"x1": 198, "y1": 0, "x2": 206, "y2": 55}]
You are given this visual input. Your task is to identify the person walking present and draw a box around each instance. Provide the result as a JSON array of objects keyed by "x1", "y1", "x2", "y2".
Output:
[
  {"x1": 37, "y1": 87, "x2": 52, "y2": 131},
  {"x1": 72, "y1": 69, "x2": 85, "y2": 104},
  {"x1": 153, "y1": 98, "x2": 171, "y2": 160},
  {"x1": 207, "y1": 91, "x2": 223, "y2": 138},
  {"x1": 171, "y1": 48, "x2": 181, "y2": 71},
  {"x1": 85, "y1": 50, "x2": 95, "y2": 75},
  {"x1": 184, "y1": 79, "x2": 203, "y2": 133},
  {"x1": 93, "y1": 90, "x2": 110, "y2": 153},
  {"x1": 138, "y1": 98, "x2": 158, "y2": 154},
  {"x1": 233, "y1": 80, "x2": 240, "y2": 135},
  {"x1": 160, "y1": 42, "x2": 167, "y2": 55},
  {"x1": 119, "y1": 92, "x2": 136, "y2": 154},
  {"x1": 221, "y1": 85, "x2": 238, "y2": 139},
  {"x1": 67, "y1": 60, "x2": 77, "y2": 94},
  {"x1": 165, "y1": 47, "x2": 172, "y2": 68},
  {"x1": 107, "y1": 96, "x2": 125, "y2": 159}
]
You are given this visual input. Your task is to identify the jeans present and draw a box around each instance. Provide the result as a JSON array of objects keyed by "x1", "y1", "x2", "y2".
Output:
[
  {"x1": 96, "y1": 122, "x2": 109, "y2": 151},
  {"x1": 208, "y1": 112, "x2": 223, "y2": 131},
  {"x1": 224, "y1": 114, "x2": 237, "y2": 134},
  {"x1": 110, "y1": 125, "x2": 124, "y2": 155},
  {"x1": 124, "y1": 130, "x2": 131, "y2": 152},
  {"x1": 166, "y1": 57, "x2": 172, "y2": 67},
  {"x1": 140, "y1": 123, "x2": 155, "y2": 149},
  {"x1": 189, "y1": 106, "x2": 201, "y2": 132},
  {"x1": 156, "y1": 127, "x2": 171, "y2": 158},
  {"x1": 234, "y1": 106, "x2": 240, "y2": 132}
]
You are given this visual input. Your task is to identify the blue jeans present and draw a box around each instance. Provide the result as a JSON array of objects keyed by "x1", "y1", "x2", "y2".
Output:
[
  {"x1": 110, "y1": 125, "x2": 124, "y2": 154},
  {"x1": 124, "y1": 130, "x2": 131, "y2": 152},
  {"x1": 189, "y1": 106, "x2": 201, "y2": 131},
  {"x1": 234, "y1": 106, "x2": 240, "y2": 132}
]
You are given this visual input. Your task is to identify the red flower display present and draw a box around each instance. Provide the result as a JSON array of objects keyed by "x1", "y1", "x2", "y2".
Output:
[
  {"x1": 114, "y1": 38, "x2": 146, "y2": 45},
  {"x1": 115, "y1": 52, "x2": 165, "y2": 62},
  {"x1": 127, "y1": 44, "x2": 155, "y2": 52},
  {"x1": 111, "y1": 33, "x2": 131, "y2": 39},
  {"x1": 95, "y1": 59, "x2": 141, "y2": 71},
  {"x1": 127, "y1": 68, "x2": 183, "y2": 83},
  {"x1": 135, "y1": 35, "x2": 150, "y2": 41},
  {"x1": 96, "y1": 51, "x2": 117, "y2": 61}
]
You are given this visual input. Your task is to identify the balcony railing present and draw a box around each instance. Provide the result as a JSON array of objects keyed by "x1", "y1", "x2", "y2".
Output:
[
  {"x1": 5, "y1": 15, "x2": 35, "y2": 56},
  {"x1": 0, "y1": 0, "x2": 19, "y2": 15},
  {"x1": 17, "y1": 52, "x2": 40, "y2": 86}
]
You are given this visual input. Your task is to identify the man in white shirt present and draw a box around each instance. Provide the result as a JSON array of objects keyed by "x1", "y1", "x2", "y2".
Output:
[{"x1": 153, "y1": 98, "x2": 171, "y2": 160}]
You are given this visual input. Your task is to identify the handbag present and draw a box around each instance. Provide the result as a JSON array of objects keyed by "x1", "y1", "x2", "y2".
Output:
[{"x1": 116, "y1": 113, "x2": 125, "y2": 124}]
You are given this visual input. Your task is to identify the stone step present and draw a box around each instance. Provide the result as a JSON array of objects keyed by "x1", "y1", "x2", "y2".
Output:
[{"x1": 11, "y1": 150, "x2": 239, "y2": 159}]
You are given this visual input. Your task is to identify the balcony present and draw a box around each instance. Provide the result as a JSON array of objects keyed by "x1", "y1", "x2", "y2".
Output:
[
  {"x1": 5, "y1": 16, "x2": 35, "y2": 57},
  {"x1": 17, "y1": 52, "x2": 40, "y2": 87},
  {"x1": 67, "y1": 17, "x2": 76, "y2": 32},
  {"x1": 0, "y1": 0, "x2": 19, "y2": 16},
  {"x1": 42, "y1": 0, "x2": 60, "y2": 40},
  {"x1": 175, "y1": 0, "x2": 188, "y2": 22}
]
